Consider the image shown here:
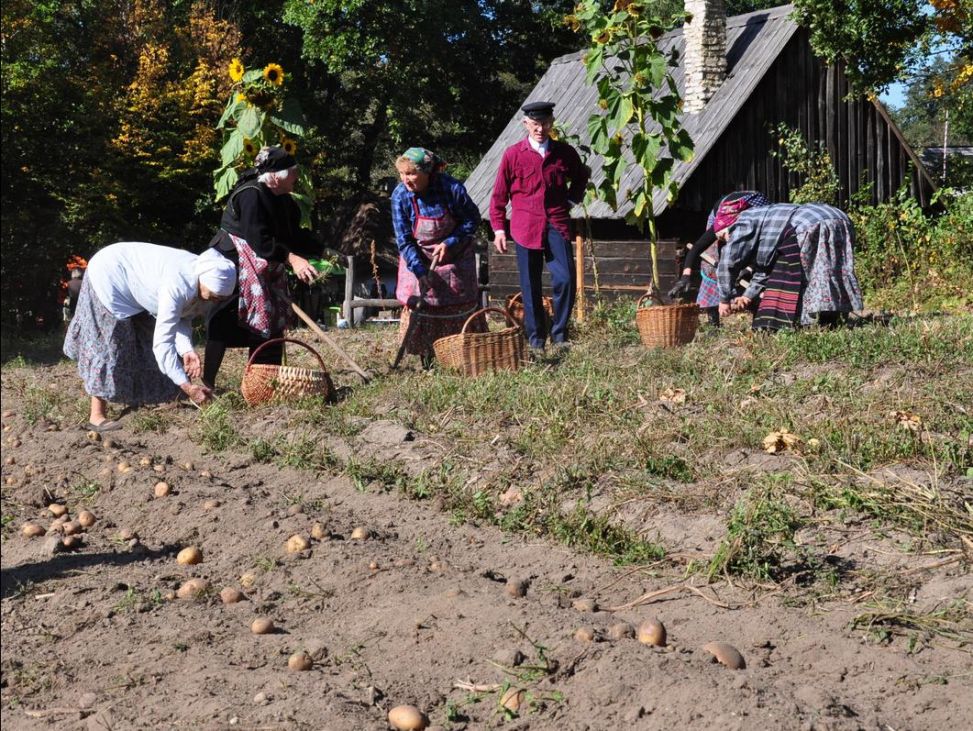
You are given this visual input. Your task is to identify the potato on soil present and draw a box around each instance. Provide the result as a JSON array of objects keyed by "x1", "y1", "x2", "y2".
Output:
[
  {"x1": 220, "y1": 587, "x2": 244, "y2": 604},
  {"x1": 387, "y1": 705, "x2": 428, "y2": 731},
  {"x1": 608, "y1": 622, "x2": 635, "y2": 640},
  {"x1": 176, "y1": 578, "x2": 209, "y2": 600},
  {"x1": 203, "y1": 499, "x2": 220, "y2": 510},
  {"x1": 240, "y1": 572, "x2": 257, "y2": 589},
  {"x1": 505, "y1": 578, "x2": 528, "y2": 598},
  {"x1": 574, "y1": 626, "x2": 596, "y2": 643},
  {"x1": 310, "y1": 522, "x2": 327, "y2": 540},
  {"x1": 572, "y1": 597, "x2": 598, "y2": 612},
  {"x1": 61, "y1": 534, "x2": 83, "y2": 550},
  {"x1": 637, "y1": 618, "x2": 667, "y2": 647},
  {"x1": 500, "y1": 687, "x2": 526, "y2": 713},
  {"x1": 286, "y1": 534, "x2": 310, "y2": 553},
  {"x1": 77, "y1": 510, "x2": 97, "y2": 528},
  {"x1": 117, "y1": 461, "x2": 131, "y2": 473},
  {"x1": 702, "y1": 641, "x2": 746, "y2": 669},
  {"x1": 138, "y1": 457, "x2": 151, "y2": 467},
  {"x1": 21, "y1": 523, "x2": 45, "y2": 538},
  {"x1": 176, "y1": 546, "x2": 203, "y2": 565},
  {"x1": 251, "y1": 617, "x2": 275, "y2": 635},
  {"x1": 48, "y1": 503, "x2": 67, "y2": 518},
  {"x1": 62, "y1": 521, "x2": 82, "y2": 536},
  {"x1": 350, "y1": 526, "x2": 369, "y2": 540},
  {"x1": 153, "y1": 481, "x2": 171, "y2": 498},
  {"x1": 287, "y1": 652, "x2": 313, "y2": 671}
]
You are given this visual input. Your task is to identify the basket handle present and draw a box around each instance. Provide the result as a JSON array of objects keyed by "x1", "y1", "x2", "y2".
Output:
[
  {"x1": 506, "y1": 292, "x2": 523, "y2": 305},
  {"x1": 245, "y1": 337, "x2": 328, "y2": 372},
  {"x1": 461, "y1": 307, "x2": 519, "y2": 334},
  {"x1": 636, "y1": 290, "x2": 667, "y2": 309}
]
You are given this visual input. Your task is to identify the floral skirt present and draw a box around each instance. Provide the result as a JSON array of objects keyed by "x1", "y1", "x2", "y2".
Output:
[
  {"x1": 63, "y1": 279, "x2": 180, "y2": 405},
  {"x1": 398, "y1": 302, "x2": 485, "y2": 356}
]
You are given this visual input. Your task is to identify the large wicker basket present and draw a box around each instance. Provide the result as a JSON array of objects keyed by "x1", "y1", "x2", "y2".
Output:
[
  {"x1": 240, "y1": 338, "x2": 334, "y2": 406},
  {"x1": 635, "y1": 295, "x2": 699, "y2": 349},
  {"x1": 433, "y1": 307, "x2": 526, "y2": 376},
  {"x1": 505, "y1": 291, "x2": 554, "y2": 327}
]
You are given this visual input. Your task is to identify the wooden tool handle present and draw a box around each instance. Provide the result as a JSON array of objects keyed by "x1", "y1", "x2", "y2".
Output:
[{"x1": 291, "y1": 303, "x2": 371, "y2": 382}]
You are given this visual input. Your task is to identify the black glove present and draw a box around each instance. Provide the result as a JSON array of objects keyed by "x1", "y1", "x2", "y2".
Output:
[{"x1": 667, "y1": 276, "x2": 691, "y2": 301}]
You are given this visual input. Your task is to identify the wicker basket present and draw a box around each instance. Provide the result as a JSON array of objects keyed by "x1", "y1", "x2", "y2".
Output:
[
  {"x1": 635, "y1": 295, "x2": 700, "y2": 349},
  {"x1": 433, "y1": 307, "x2": 526, "y2": 376},
  {"x1": 240, "y1": 338, "x2": 334, "y2": 406},
  {"x1": 505, "y1": 292, "x2": 554, "y2": 326}
]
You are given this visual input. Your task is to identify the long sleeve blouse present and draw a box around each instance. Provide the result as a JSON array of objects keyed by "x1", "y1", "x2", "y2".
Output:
[
  {"x1": 220, "y1": 181, "x2": 320, "y2": 262},
  {"x1": 716, "y1": 205, "x2": 799, "y2": 302},
  {"x1": 391, "y1": 172, "x2": 481, "y2": 277},
  {"x1": 86, "y1": 242, "x2": 213, "y2": 387}
]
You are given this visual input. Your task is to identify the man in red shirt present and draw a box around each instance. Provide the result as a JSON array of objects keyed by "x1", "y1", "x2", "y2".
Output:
[{"x1": 490, "y1": 102, "x2": 589, "y2": 351}]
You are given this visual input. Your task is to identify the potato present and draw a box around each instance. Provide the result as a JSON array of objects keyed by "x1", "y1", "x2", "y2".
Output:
[
  {"x1": 86, "y1": 430, "x2": 101, "y2": 442},
  {"x1": 48, "y1": 503, "x2": 67, "y2": 518},
  {"x1": 287, "y1": 651, "x2": 313, "y2": 671},
  {"x1": 310, "y1": 522, "x2": 327, "y2": 540},
  {"x1": 573, "y1": 626, "x2": 595, "y2": 643},
  {"x1": 608, "y1": 622, "x2": 635, "y2": 641},
  {"x1": 368, "y1": 560, "x2": 380, "y2": 571},
  {"x1": 387, "y1": 705, "x2": 428, "y2": 731},
  {"x1": 176, "y1": 546, "x2": 203, "y2": 565},
  {"x1": 138, "y1": 457, "x2": 151, "y2": 467},
  {"x1": 181, "y1": 461, "x2": 194, "y2": 471},
  {"x1": 220, "y1": 587, "x2": 244, "y2": 604},
  {"x1": 505, "y1": 578, "x2": 528, "y2": 598},
  {"x1": 176, "y1": 578, "x2": 209, "y2": 600},
  {"x1": 21, "y1": 523, "x2": 45, "y2": 538},
  {"x1": 572, "y1": 597, "x2": 598, "y2": 613},
  {"x1": 117, "y1": 527, "x2": 137, "y2": 541},
  {"x1": 153, "y1": 464, "x2": 165, "y2": 474},
  {"x1": 200, "y1": 469, "x2": 212, "y2": 478},
  {"x1": 702, "y1": 641, "x2": 746, "y2": 670},
  {"x1": 153, "y1": 481, "x2": 171, "y2": 498},
  {"x1": 500, "y1": 687, "x2": 526, "y2": 714},
  {"x1": 637, "y1": 618, "x2": 667, "y2": 647},
  {"x1": 77, "y1": 510, "x2": 97, "y2": 528},
  {"x1": 62, "y1": 521, "x2": 82, "y2": 536},
  {"x1": 61, "y1": 534, "x2": 83, "y2": 550},
  {"x1": 287, "y1": 504, "x2": 304, "y2": 516},
  {"x1": 4, "y1": 456, "x2": 15, "y2": 465},
  {"x1": 117, "y1": 461, "x2": 131, "y2": 473},
  {"x1": 203, "y1": 499, "x2": 220, "y2": 510},
  {"x1": 250, "y1": 617, "x2": 275, "y2": 635},
  {"x1": 350, "y1": 526, "x2": 369, "y2": 540},
  {"x1": 286, "y1": 534, "x2": 310, "y2": 553},
  {"x1": 240, "y1": 572, "x2": 257, "y2": 589}
]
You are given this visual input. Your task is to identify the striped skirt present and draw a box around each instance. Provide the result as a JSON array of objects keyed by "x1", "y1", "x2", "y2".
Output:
[
  {"x1": 752, "y1": 227, "x2": 803, "y2": 331},
  {"x1": 63, "y1": 279, "x2": 180, "y2": 405},
  {"x1": 398, "y1": 302, "x2": 485, "y2": 356}
]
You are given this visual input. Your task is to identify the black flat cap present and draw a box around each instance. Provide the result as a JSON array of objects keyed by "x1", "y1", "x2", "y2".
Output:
[
  {"x1": 255, "y1": 145, "x2": 297, "y2": 173},
  {"x1": 522, "y1": 101, "x2": 555, "y2": 120}
]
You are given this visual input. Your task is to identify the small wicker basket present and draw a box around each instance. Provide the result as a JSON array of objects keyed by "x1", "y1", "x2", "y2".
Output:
[
  {"x1": 433, "y1": 307, "x2": 526, "y2": 376},
  {"x1": 505, "y1": 291, "x2": 554, "y2": 326},
  {"x1": 240, "y1": 338, "x2": 334, "y2": 406},
  {"x1": 635, "y1": 295, "x2": 699, "y2": 349}
]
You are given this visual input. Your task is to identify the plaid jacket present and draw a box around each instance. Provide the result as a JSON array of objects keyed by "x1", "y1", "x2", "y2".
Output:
[{"x1": 717, "y1": 203, "x2": 852, "y2": 302}]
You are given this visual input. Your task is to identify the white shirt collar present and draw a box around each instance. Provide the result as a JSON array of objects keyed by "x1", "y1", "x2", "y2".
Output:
[{"x1": 527, "y1": 137, "x2": 549, "y2": 156}]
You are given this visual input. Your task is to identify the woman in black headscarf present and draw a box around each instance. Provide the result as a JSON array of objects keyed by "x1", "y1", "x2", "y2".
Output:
[{"x1": 203, "y1": 146, "x2": 322, "y2": 388}]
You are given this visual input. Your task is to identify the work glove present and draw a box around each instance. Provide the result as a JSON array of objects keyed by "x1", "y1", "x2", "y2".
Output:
[{"x1": 667, "y1": 275, "x2": 691, "y2": 301}]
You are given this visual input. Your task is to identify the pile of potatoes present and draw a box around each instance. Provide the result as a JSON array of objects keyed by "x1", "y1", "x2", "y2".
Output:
[{"x1": 21, "y1": 503, "x2": 98, "y2": 550}]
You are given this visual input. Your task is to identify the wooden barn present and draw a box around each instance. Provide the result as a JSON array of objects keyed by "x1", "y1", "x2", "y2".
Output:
[{"x1": 464, "y1": 2, "x2": 937, "y2": 303}]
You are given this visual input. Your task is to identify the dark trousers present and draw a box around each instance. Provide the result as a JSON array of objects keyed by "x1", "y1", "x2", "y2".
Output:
[{"x1": 515, "y1": 226, "x2": 575, "y2": 348}]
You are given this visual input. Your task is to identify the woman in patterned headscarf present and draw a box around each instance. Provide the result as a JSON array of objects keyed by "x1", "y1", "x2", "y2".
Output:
[
  {"x1": 714, "y1": 201, "x2": 863, "y2": 330},
  {"x1": 668, "y1": 191, "x2": 770, "y2": 326},
  {"x1": 391, "y1": 147, "x2": 484, "y2": 365}
]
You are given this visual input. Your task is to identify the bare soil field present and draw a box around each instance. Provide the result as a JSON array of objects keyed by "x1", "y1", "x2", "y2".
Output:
[{"x1": 2, "y1": 314, "x2": 971, "y2": 730}]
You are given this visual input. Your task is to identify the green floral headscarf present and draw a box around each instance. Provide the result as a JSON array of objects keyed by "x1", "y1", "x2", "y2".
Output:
[{"x1": 401, "y1": 147, "x2": 444, "y2": 174}]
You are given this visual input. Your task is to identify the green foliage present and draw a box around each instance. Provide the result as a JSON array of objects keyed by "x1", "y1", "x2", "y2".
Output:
[
  {"x1": 850, "y1": 187, "x2": 973, "y2": 312},
  {"x1": 773, "y1": 123, "x2": 840, "y2": 205},
  {"x1": 571, "y1": 0, "x2": 694, "y2": 290}
]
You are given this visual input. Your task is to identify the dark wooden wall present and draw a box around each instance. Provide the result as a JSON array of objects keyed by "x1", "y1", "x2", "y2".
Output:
[{"x1": 676, "y1": 29, "x2": 935, "y2": 211}]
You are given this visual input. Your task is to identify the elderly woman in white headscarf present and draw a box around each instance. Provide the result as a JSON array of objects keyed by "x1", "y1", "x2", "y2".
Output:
[{"x1": 64, "y1": 242, "x2": 237, "y2": 432}]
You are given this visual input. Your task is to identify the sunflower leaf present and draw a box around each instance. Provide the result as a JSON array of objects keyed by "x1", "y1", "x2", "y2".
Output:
[
  {"x1": 220, "y1": 128, "x2": 245, "y2": 167},
  {"x1": 269, "y1": 97, "x2": 307, "y2": 137},
  {"x1": 242, "y1": 69, "x2": 263, "y2": 83},
  {"x1": 213, "y1": 166, "x2": 239, "y2": 201},
  {"x1": 238, "y1": 106, "x2": 264, "y2": 139}
]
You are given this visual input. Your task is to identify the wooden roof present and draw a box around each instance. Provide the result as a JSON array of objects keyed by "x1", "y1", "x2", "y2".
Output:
[{"x1": 465, "y1": 4, "x2": 800, "y2": 220}]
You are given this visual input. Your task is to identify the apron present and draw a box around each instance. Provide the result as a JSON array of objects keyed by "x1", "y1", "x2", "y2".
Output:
[{"x1": 395, "y1": 197, "x2": 477, "y2": 308}]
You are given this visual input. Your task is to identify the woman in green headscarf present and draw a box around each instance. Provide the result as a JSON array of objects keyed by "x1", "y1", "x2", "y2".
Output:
[{"x1": 391, "y1": 147, "x2": 484, "y2": 363}]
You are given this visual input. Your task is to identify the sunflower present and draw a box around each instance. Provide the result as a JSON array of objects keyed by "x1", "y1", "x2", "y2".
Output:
[
  {"x1": 281, "y1": 138, "x2": 298, "y2": 156},
  {"x1": 263, "y1": 63, "x2": 284, "y2": 86},
  {"x1": 228, "y1": 57, "x2": 245, "y2": 83},
  {"x1": 243, "y1": 137, "x2": 258, "y2": 157},
  {"x1": 235, "y1": 92, "x2": 246, "y2": 104}
]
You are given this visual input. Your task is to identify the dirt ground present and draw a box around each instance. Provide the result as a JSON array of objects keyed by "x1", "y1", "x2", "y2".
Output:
[{"x1": 1, "y1": 356, "x2": 971, "y2": 731}]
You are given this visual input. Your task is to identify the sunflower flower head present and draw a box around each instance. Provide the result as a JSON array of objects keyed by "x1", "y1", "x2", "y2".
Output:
[
  {"x1": 228, "y1": 57, "x2": 245, "y2": 83},
  {"x1": 281, "y1": 138, "x2": 298, "y2": 156},
  {"x1": 235, "y1": 92, "x2": 246, "y2": 104},
  {"x1": 243, "y1": 138, "x2": 257, "y2": 157},
  {"x1": 263, "y1": 63, "x2": 284, "y2": 86}
]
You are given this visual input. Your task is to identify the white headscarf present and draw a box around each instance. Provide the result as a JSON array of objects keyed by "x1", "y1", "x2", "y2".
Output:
[{"x1": 194, "y1": 248, "x2": 236, "y2": 297}]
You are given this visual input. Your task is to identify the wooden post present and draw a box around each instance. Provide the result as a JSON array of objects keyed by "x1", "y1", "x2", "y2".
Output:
[
  {"x1": 343, "y1": 255, "x2": 355, "y2": 328},
  {"x1": 574, "y1": 235, "x2": 586, "y2": 322}
]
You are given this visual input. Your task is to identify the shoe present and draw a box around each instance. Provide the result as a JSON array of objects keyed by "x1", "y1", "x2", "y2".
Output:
[{"x1": 85, "y1": 420, "x2": 121, "y2": 433}]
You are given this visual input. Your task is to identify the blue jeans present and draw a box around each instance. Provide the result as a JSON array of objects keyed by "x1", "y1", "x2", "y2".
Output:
[{"x1": 515, "y1": 226, "x2": 575, "y2": 348}]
